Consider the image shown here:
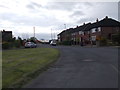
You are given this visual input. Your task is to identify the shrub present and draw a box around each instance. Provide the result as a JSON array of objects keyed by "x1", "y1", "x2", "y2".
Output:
[
  {"x1": 62, "y1": 41, "x2": 71, "y2": 45},
  {"x1": 99, "y1": 37, "x2": 108, "y2": 46},
  {"x1": 14, "y1": 40, "x2": 21, "y2": 48},
  {"x1": 107, "y1": 41, "x2": 114, "y2": 46},
  {"x1": 2, "y1": 42, "x2": 10, "y2": 49},
  {"x1": 112, "y1": 33, "x2": 120, "y2": 45}
]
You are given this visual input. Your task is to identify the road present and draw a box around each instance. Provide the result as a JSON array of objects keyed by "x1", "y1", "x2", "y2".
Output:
[{"x1": 24, "y1": 44, "x2": 118, "y2": 88}]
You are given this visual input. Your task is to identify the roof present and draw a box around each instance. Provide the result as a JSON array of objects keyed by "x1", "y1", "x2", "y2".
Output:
[
  {"x1": 57, "y1": 28, "x2": 74, "y2": 36},
  {"x1": 77, "y1": 17, "x2": 120, "y2": 31},
  {"x1": 2, "y1": 30, "x2": 12, "y2": 33},
  {"x1": 92, "y1": 17, "x2": 120, "y2": 28},
  {"x1": 58, "y1": 16, "x2": 120, "y2": 36}
]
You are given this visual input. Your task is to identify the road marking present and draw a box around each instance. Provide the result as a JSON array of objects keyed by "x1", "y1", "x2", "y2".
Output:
[{"x1": 110, "y1": 64, "x2": 120, "y2": 74}]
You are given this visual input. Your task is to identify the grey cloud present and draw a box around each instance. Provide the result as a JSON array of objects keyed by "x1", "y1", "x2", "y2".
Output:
[
  {"x1": 76, "y1": 17, "x2": 95, "y2": 24},
  {"x1": 70, "y1": 10, "x2": 85, "y2": 18},
  {"x1": 82, "y1": 2, "x2": 93, "y2": 7},
  {"x1": 26, "y1": 1, "x2": 42, "y2": 10},
  {"x1": 0, "y1": 13, "x2": 18, "y2": 21},
  {"x1": 45, "y1": 2, "x2": 94, "y2": 11},
  {"x1": 0, "y1": 5, "x2": 8, "y2": 8},
  {"x1": 26, "y1": 4, "x2": 35, "y2": 9},
  {"x1": 45, "y1": 2, "x2": 78, "y2": 11},
  {"x1": 0, "y1": 12, "x2": 63, "y2": 27},
  {"x1": 31, "y1": 2, "x2": 42, "y2": 8}
]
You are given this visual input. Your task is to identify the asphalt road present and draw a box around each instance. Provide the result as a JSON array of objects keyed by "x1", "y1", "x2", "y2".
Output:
[{"x1": 24, "y1": 44, "x2": 118, "y2": 88}]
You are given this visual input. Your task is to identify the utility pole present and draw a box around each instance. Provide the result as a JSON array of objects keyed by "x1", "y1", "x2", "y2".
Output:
[
  {"x1": 54, "y1": 32, "x2": 56, "y2": 39},
  {"x1": 64, "y1": 24, "x2": 66, "y2": 29},
  {"x1": 51, "y1": 28, "x2": 53, "y2": 40},
  {"x1": 33, "y1": 26, "x2": 35, "y2": 38}
]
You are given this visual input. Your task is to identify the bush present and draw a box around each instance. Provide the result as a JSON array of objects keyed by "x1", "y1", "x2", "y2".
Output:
[
  {"x1": 14, "y1": 40, "x2": 21, "y2": 48},
  {"x1": 61, "y1": 41, "x2": 71, "y2": 45},
  {"x1": 2, "y1": 42, "x2": 10, "y2": 49},
  {"x1": 112, "y1": 33, "x2": 120, "y2": 45},
  {"x1": 107, "y1": 41, "x2": 115, "y2": 46},
  {"x1": 99, "y1": 37, "x2": 108, "y2": 46}
]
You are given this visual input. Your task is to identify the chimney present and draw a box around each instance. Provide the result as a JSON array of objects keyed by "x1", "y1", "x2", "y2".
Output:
[
  {"x1": 96, "y1": 18, "x2": 99, "y2": 22},
  {"x1": 83, "y1": 23, "x2": 85, "y2": 25},
  {"x1": 105, "y1": 16, "x2": 108, "y2": 19}
]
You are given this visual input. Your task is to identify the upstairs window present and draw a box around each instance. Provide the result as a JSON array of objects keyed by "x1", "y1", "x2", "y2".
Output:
[
  {"x1": 79, "y1": 31, "x2": 82, "y2": 34},
  {"x1": 91, "y1": 27, "x2": 101, "y2": 33},
  {"x1": 91, "y1": 28, "x2": 96, "y2": 33}
]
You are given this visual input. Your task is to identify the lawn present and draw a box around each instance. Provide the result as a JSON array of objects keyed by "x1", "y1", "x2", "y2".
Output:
[{"x1": 2, "y1": 48, "x2": 60, "y2": 88}]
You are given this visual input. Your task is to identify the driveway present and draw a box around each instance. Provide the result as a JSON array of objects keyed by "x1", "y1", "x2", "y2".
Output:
[{"x1": 24, "y1": 44, "x2": 118, "y2": 88}]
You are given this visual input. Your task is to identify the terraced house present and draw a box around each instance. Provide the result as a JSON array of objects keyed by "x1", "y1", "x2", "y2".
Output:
[{"x1": 57, "y1": 16, "x2": 120, "y2": 46}]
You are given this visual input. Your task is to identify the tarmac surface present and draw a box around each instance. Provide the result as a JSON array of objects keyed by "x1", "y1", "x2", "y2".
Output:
[{"x1": 24, "y1": 44, "x2": 118, "y2": 88}]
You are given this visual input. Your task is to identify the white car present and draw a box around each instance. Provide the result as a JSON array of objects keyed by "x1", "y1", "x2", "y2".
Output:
[
  {"x1": 25, "y1": 42, "x2": 37, "y2": 48},
  {"x1": 50, "y1": 40, "x2": 57, "y2": 46}
]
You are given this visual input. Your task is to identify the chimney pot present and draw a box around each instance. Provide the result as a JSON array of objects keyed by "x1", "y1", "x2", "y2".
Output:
[
  {"x1": 76, "y1": 26, "x2": 79, "y2": 28},
  {"x1": 96, "y1": 18, "x2": 99, "y2": 22},
  {"x1": 105, "y1": 16, "x2": 108, "y2": 19}
]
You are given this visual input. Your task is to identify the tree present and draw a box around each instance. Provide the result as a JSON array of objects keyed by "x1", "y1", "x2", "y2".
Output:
[
  {"x1": 29, "y1": 37, "x2": 37, "y2": 43},
  {"x1": 18, "y1": 36, "x2": 23, "y2": 46}
]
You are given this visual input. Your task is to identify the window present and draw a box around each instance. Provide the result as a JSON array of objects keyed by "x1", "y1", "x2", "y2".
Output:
[
  {"x1": 79, "y1": 31, "x2": 82, "y2": 34},
  {"x1": 91, "y1": 28, "x2": 96, "y2": 33},
  {"x1": 91, "y1": 36, "x2": 96, "y2": 41},
  {"x1": 79, "y1": 31, "x2": 84, "y2": 35},
  {"x1": 98, "y1": 27, "x2": 101, "y2": 32}
]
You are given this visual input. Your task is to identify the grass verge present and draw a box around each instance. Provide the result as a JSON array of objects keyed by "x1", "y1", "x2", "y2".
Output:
[{"x1": 2, "y1": 48, "x2": 60, "y2": 88}]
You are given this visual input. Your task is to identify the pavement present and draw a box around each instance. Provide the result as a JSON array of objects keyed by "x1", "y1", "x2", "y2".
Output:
[{"x1": 24, "y1": 44, "x2": 118, "y2": 88}]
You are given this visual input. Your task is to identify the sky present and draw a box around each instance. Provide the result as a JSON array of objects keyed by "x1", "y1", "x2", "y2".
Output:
[{"x1": 0, "y1": 0, "x2": 119, "y2": 40}]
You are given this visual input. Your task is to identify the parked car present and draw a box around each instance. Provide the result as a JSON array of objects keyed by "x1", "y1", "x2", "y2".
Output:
[
  {"x1": 25, "y1": 42, "x2": 37, "y2": 48},
  {"x1": 50, "y1": 40, "x2": 57, "y2": 46}
]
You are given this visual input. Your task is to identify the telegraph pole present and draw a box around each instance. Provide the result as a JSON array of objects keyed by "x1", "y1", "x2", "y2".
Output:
[
  {"x1": 54, "y1": 32, "x2": 55, "y2": 39},
  {"x1": 64, "y1": 24, "x2": 66, "y2": 29},
  {"x1": 51, "y1": 28, "x2": 53, "y2": 40},
  {"x1": 33, "y1": 26, "x2": 35, "y2": 38}
]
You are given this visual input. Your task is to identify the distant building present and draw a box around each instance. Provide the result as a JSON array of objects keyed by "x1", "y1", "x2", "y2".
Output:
[{"x1": 2, "y1": 30, "x2": 13, "y2": 42}]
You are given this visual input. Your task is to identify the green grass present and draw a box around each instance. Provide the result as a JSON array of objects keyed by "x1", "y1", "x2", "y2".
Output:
[{"x1": 2, "y1": 48, "x2": 60, "y2": 88}]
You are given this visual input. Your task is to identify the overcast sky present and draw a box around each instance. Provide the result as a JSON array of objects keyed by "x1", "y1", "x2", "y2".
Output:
[{"x1": 0, "y1": 0, "x2": 119, "y2": 40}]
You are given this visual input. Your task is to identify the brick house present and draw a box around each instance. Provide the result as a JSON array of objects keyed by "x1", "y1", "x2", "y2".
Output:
[
  {"x1": 2, "y1": 30, "x2": 13, "y2": 42},
  {"x1": 58, "y1": 28, "x2": 74, "y2": 42},
  {"x1": 89, "y1": 16, "x2": 120, "y2": 45},
  {"x1": 57, "y1": 16, "x2": 120, "y2": 45}
]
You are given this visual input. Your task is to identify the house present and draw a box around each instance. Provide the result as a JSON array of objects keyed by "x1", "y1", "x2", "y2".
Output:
[
  {"x1": 90, "y1": 16, "x2": 120, "y2": 42},
  {"x1": 58, "y1": 16, "x2": 120, "y2": 45},
  {"x1": 2, "y1": 30, "x2": 13, "y2": 42},
  {"x1": 58, "y1": 28, "x2": 74, "y2": 42}
]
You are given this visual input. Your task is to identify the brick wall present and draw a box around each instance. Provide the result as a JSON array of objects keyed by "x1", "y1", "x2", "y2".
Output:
[{"x1": 101, "y1": 27, "x2": 120, "y2": 39}]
